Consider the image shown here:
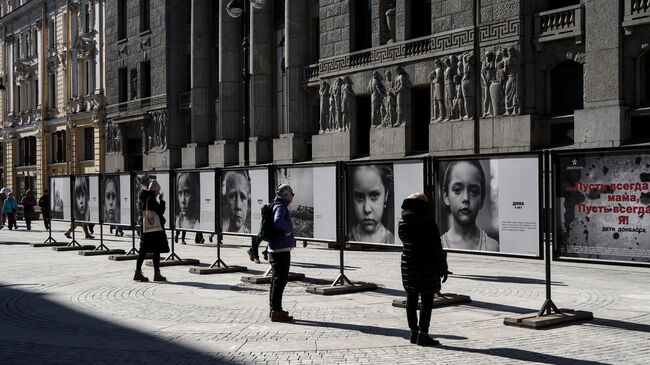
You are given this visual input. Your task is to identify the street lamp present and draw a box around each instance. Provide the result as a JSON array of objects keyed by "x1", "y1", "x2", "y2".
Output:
[{"x1": 227, "y1": 0, "x2": 266, "y2": 166}]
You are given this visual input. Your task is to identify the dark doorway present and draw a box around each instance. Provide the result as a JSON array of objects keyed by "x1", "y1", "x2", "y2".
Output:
[
  {"x1": 125, "y1": 126, "x2": 143, "y2": 171},
  {"x1": 550, "y1": 60, "x2": 584, "y2": 116},
  {"x1": 411, "y1": 87, "x2": 431, "y2": 153},
  {"x1": 409, "y1": 0, "x2": 432, "y2": 39},
  {"x1": 355, "y1": 95, "x2": 371, "y2": 157}
]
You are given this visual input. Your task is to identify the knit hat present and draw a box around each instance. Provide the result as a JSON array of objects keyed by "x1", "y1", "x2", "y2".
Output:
[
  {"x1": 148, "y1": 180, "x2": 161, "y2": 193},
  {"x1": 276, "y1": 184, "x2": 294, "y2": 199},
  {"x1": 407, "y1": 192, "x2": 427, "y2": 202}
]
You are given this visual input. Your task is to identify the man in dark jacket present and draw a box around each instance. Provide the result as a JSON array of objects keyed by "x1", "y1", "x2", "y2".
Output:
[
  {"x1": 399, "y1": 192, "x2": 448, "y2": 347},
  {"x1": 38, "y1": 190, "x2": 51, "y2": 230},
  {"x1": 134, "y1": 180, "x2": 168, "y2": 282},
  {"x1": 267, "y1": 184, "x2": 296, "y2": 322}
]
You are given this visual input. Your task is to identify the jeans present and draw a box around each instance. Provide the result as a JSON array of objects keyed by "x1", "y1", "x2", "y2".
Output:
[
  {"x1": 251, "y1": 236, "x2": 262, "y2": 257},
  {"x1": 406, "y1": 291, "x2": 434, "y2": 334},
  {"x1": 6, "y1": 213, "x2": 17, "y2": 229},
  {"x1": 136, "y1": 250, "x2": 160, "y2": 272},
  {"x1": 42, "y1": 211, "x2": 51, "y2": 229},
  {"x1": 66, "y1": 222, "x2": 91, "y2": 237},
  {"x1": 24, "y1": 209, "x2": 34, "y2": 229},
  {"x1": 268, "y1": 251, "x2": 291, "y2": 311}
]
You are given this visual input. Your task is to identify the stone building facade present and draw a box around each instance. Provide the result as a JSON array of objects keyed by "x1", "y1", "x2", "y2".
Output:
[{"x1": 0, "y1": 0, "x2": 106, "y2": 196}]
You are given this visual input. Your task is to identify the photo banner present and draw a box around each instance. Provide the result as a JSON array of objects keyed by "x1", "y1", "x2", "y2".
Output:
[
  {"x1": 555, "y1": 151, "x2": 650, "y2": 264},
  {"x1": 174, "y1": 171, "x2": 201, "y2": 230},
  {"x1": 436, "y1": 156, "x2": 540, "y2": 256},
  {"x1": 133, "y1": 172, "x2": 171, "y2": 228},
  {"x1": 221, "y1": 168, "x2": 269, "y2": 235},
  {"x1": 346, "y1": 160, "x2": 424, "y2": 245},
  {"x1": 119, "y1": 174, "x2": 132, "y2": 225},
  {"x1": 276, "y1": 165, "x2": 337, "y2": 241},
  {"x1": 199, "y1": 171, "x2": 216, "y2": 232},
  {"x1": 88, "y1": 176, "x2": 100, "y2": 223},
  {"x1": 50, "y1": 176, "x2": 71, "y2": 221}
]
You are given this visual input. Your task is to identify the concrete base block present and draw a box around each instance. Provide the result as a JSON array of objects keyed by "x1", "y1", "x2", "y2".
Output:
[
  {"x1": 273, "y1": 133, "x2": 308, "y2": 164},
  {"x1": 312, "y1": 131, "x2": 352, "y2": 162},
  {"x1": 52, "y1": 245, "x2": 96, "y2": 252},
  {"x1": 240, "y1": 137, "x2": 273, "y2": 165},
  {"x1": 31, "y1": 242, "x2": 68, "y2": 247},
  {"x1": 189, "y1": 265, "x2": 248, "y2": 275},
  {"x1": 392, "y1": 293, "x2": 472, "y2": 309},
  {"x1": 108, "y1": 253, "x2": 154, "y2": 261},
  {"x1": 209, "y1": 140, "x2": 239, "y2": 167},
  {"x1": 369, "y1": 125, "x2": 408, "y2": 159},
  {"x1": 306, "y1": 282, "x2": 378, "y2": 296},
  {"x1": 78, "y1": 249, "x2": 126, "y2": 256},
  {"x1": 504, "y1": 309, "x2": 594, "y2": 329},
  {"x1": 182, "y1": 143, "x2": 209, "y2": 168},
  {"x1": 241, "y1": 272, "x2": 305, "y2": 284},
  {"x1": 147, "y1": 258, "x2": 201, "y2": 267},
  {"x1": 480, "y1": 114, "x2": 534, "y2": 152},
  {"x1": 429, "y1": 119, "x2": 475, "y2": 156}
]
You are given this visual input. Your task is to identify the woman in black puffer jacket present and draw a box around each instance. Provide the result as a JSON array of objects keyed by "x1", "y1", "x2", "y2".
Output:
[
  {"x1": 399, "y1": 193, "x2": 449, "y2": 347},
  {"x1": 133, "y1": 180, "x2": 168, "y2": 282}
]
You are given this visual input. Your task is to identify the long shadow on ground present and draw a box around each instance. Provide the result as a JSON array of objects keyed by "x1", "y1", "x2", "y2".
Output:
[
  {"x1": 0, "y1": 283, "x2": 242, "y2": 365},
  {"x1": 292, "y1": 319, "x2": 467, "y2": 341}
]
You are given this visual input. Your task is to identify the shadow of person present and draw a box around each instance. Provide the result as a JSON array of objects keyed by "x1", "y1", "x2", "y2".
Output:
[
  {"x1": 452, "y1": 274, "x2": 567, "y2": 286},
  {"x1": 163, "y1": 281, "x2": 265, "y2": 292},
  {"x1": 0, "y1": 283, "x2": 243, "y2": 364},
  {"x1": 292, "y1": 319, "x2": 467, "y2": 341}
]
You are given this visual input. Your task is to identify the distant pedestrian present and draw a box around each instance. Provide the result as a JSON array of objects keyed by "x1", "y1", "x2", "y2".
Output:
[
  {"x1": 134, "y1": 180, "x2": 168, "y2": 282},
  {"x1": 399, "y1": 193, "x2": 448, "y2": 347},
  {"x1": 64, "y1": 222, "x2": 94, "y2": 239},
  {"x1": 267, "y1": 184, "x2": 296, "y2": 322},
  {"x1": 2, "y1": 192, "x2": 19, "y2": 230},
  {"x1": 21, "y1": 190, "x2": 37, "y2": 230},
  {"x1": 38, "y1": 190, "x2": 51, "y2": 230},
  {"x1": 0, "y1": 192, "x2": 6, "y2": 229}
]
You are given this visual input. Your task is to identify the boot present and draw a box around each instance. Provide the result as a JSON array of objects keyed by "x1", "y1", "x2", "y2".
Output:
[
  {"x1": 416, "y1": 332, "x2": 440, "y2": 347},
  {"x1": 247, "y1": 249, "x2": 255, "y2": 262},
  {"x1": 153, "y1": 271, "x2": 167, "y2": 282},
  {"x1": 270, "y1": 310, "x2": 293, "y2": 323},
  {"x1": 133, "y1": 271, "x2": 149, "y2": 282},
  {"x1": 410, "y1": 330, "x2": 419, "y2": 344}
]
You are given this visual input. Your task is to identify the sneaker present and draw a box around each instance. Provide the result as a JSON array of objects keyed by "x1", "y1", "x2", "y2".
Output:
[
  {"x1": 64, "y1": 232, "x2": 71, "y2": 239},
  {"x1": 246, "y1": 249, "x2": 255, "y2": 262},
  {"x1": 303, "y1": 241, "x2": 308, "y2": 248},
  {"x1": 209, "y1": 234, "x2": 214, "y2": 243},
  {"x1": 262, "y1": 250, "x2": 268, "y2": 261},
  {"x1": 85, "y1": 235, "x2": 95, "y2": 240},
  {"x1": 410, "y1": 330, "x2": 419, "y2": 344},
  {"x1": 254, "y1": 257, "x2": 261, "y2": 264},
  {"x1": 270, "y1": 310, "x2": 293, "y2": 323},
  {"x1": 416, "y1": 333, "x2": 440, "y2": 347},
  {"x1": 153, "y1": 271, "x2": 167, "y2": 282},
  {"x1": 133, "y1": 271, "x2": 149, "y2": 282}
]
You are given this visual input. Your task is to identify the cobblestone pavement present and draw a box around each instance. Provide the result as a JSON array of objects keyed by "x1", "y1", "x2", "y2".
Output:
[{"x1": 1, "y1": 221, "x2": 649, "y2": 364}]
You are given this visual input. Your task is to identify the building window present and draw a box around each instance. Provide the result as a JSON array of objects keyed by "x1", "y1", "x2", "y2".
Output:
[
  {"x1": 186, "y1": 0, "x2": 192, "y2": 25},
  {"x1": 118, "y1": 68, "x2": 128, "y2": 102},
  {"x1": 84, "y1": 3, "x2": 91, "y2": 33},
  {"x1": 140, "y1": 61, "x2": 151, "y2": 98},
  {"x1": 18, "y1": 136, "x2": 37, "y2": 166},
  {"x1": 49, "y1": 74, "x2": 57, "y2": 110},
  {"x1": 186, "y1": 54, "x2": 191, "y2": 91},
  {"x1": 409, "y1": 0, "x2": 431, "y2": 39},
  {"x1": 140, "y1": 0, "x2": 150, "y2": 32},
  {"x1": 48, "y1": 17, "x2": 55, "y2": 48},
  {"x1": 51, "y1": 131, "x2": 66, "y2": 163},
  {"x1": 549, "y1": 60, "x2": 584, "y2": 115},
  {"x1": 83, "y1": 127, "x2": 94, "y2": 160},
  {"x1": 130, "y1": 69, "x2": 138, "y2": 100},
  {"x1": 0, "y1": 142, "x2": 4, "y2": 166},
  {"x1": 118, "y1": 0, "x2": 127, "y2": 40},
  {"x1": 639, "y1": 51, "x2": 650, "y2": 107},
  {"x1": 352, "y1": 0, "x2": 372, "y2": 51}
]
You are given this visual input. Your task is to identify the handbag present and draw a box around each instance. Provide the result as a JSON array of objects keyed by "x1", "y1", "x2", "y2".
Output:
[{"x1": 142, "y1": 197, "x2": 163, "y2": 233}]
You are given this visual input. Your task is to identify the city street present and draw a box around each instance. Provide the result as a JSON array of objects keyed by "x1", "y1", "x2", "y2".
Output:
[{"x1": 1, "y1": 222, "x2": 648, "y2": 364}]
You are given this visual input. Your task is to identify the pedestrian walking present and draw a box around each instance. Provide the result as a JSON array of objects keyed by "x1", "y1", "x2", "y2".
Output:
[
  {"x1": 38, "y1": 190, "x2": 51, "y2": 230},
  {"x1": 2, "y1": 192, "x2": 19, "y2": 230},
  {"x1": 134, "y1": 180, "x2": 168, "y2": 282},
  {"x1": 174, "y1": 229, "x2": 187, "y2": 244},
  {"x1": 267, "y1": 184, "x2": 296, "y2": 322},
  {"x1": 20, "y1": 190, "x2": 37, "y2": 230},
  {"x1": 399, "y1": 192, "x2": 449, "y2": 347},
  {"x1": 64, "y1": 222, "x2": 94, "y2": 239}
]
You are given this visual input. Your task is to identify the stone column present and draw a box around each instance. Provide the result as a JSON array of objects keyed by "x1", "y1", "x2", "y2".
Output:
[
  {"x1": 94, "y1": 0, "x2": 103, "y2": 94},
  {"x1": 37, "y1": 21, "x2": 44, "y2": 111},
  {"x1": 209, "y1": 0, "x2": 242, "y2": 167},
  {"x1": 182, "y1": 0, "x2": 211, "y2": 168},
  {"x1": 245, "y1": 2, "x2": 273, "y2": 164},
  {"x1": 394, "y1": 0, "x2": 407, "y2": 43},
  {"x1": 8, "y1": 38, "x2": 14, "y2": 116},
  {"x1": 273, "y1": 0, "x2": 308, "y2": 164},
  {"x1": 574, "y1": 0, "x2": 626, "y2": 148}
]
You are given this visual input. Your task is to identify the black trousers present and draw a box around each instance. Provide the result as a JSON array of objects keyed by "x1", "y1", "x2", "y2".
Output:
[
  {"x1": 136, "y1": 250, "x2": 160, "y2": 271},
  {"x1": 268, "y1": 251, "x2": 291, "y2": 311},
  {"x1": 251, "y1": 236, "x2": 264, "y2": 257},
  {"x1": 406, "y1": 291, "x2": 434, "y2": 334},
  {"x1": 42, "y1": 211, "x2": 51, "y2": 229}
]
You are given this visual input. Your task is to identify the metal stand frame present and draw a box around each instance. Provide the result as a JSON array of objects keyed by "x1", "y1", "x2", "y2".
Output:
[
  {"x1": 66, "y1": 223, "x2": 81, "y2": 247},
  {"x1": 125, "y1": 226, "x2": 139, "y2": 256},
  {"x1": 331, "y1": 161, "x2": 354, "y2": 287},
  {"x1": 42, "y1": 220, "x2": 57, "y2": 244},
  {"x1": 209, "y1": 234, "x2": 229, "y2": 268},
  {"x1": 92, "y1": 224, "x2": 111, "y2": 252},
  {"x1": 164, "y1": 227, "x2": 182, "y2": 262}
]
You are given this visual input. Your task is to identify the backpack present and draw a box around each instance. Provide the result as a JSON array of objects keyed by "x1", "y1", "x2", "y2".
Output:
[{"x1": 257, "y1": 202, "x2": 275, "y2": 242}]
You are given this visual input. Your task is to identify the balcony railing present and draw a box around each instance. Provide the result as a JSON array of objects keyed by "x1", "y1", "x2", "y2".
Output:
[
  {"x1": 106, "y1": 94, "x2": 167, "y2": 116},
  {"x1": 534, "y1": 4, "x2": 583, "y2": 47},
  {"x1": 178, "y1": 91, "x2": 191, "y2": 109},
  {"x1": 623, "y1": 0, "x2": 650, "y2": 34}
]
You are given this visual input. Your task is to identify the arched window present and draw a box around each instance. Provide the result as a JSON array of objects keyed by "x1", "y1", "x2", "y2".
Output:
[{"x1": 549, "y1": 60, "x2": 584, "y2": 115}]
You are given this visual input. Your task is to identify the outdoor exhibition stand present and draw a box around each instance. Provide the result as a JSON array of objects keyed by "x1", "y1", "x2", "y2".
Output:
[
  {"x1": 52, "y1": 175, "x2": 96, "y2": 252},
  {"x1": 77, "y1": 174, "x2": 125, "y2": 256},
  {"x1": 504, "y1": 150, "x2": 593, "y2": 329},
  {"x1": 31, "y1": 213, "x2": 66, "y2": 248},
  {"x1": 240, "y1": 165, "x2": 305, "y2": 284},
  {"x1": 391, "y1": 156, "x2": 471, "y2": 309},
  {"x1": 143, "y1": 170, "x2": 199, "y2": 267},
  {"x1": 189, "y1": 169, "x2": 246, "y2": 274},
  {"x1": 306, "y1": 161, "x2": 377, "y2": 295},
  {"x1": 107, "y1": 172, "x2": 149, "y2": 261}
]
